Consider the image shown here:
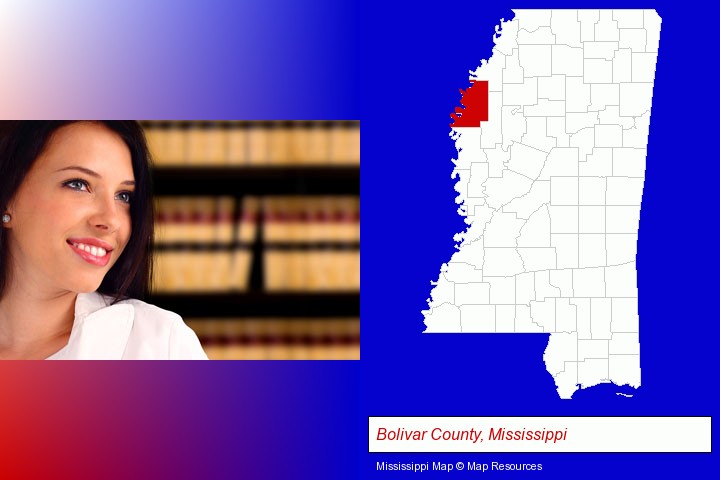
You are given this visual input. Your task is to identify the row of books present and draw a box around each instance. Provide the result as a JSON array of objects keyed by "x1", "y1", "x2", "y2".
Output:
[
  {"x1": 151, "y1": 195, "x2": 360, "y2": 292},
  {"x1": 142, "y1": 121, "x2": 360, "y2": 166},
  {"x1": 154, "y1": 196, "x2": 360, "y2": 244},
  {"x1": 185, "y1": 318, "x2": 360, "y2": 360},
  {"x1": 153, "y1": 250, "x2": 359, "y2": 292}
]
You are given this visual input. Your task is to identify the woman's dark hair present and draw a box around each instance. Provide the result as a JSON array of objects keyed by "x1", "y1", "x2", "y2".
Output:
[{"x1": 0, "y1": 121, "x2": 154, "y2": 302}]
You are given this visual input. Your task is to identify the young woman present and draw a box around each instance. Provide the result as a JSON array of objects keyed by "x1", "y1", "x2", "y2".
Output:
[{"x1": 0, "y1": 121, "x2": 207, "y2": 359}]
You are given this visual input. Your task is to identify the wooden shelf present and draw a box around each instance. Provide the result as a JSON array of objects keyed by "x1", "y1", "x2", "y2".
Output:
[
  {"x1": 150, "y1": 161, "x2": 360, "y2": 319},
  {"x1": 153, "y1": 166, "x2": 360, "y2": 195},
  {"x1": 147, "y1": 292, "x2": 360, "y2": 318},
  {"x1": 153, "y1": 242, "x2": 360, "y2": 252}
]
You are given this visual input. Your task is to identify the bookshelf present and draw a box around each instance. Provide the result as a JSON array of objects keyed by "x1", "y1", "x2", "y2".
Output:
[
  {"x1": 142, "y1": 121, "x2": 360, "y2": 360},
  {"x1": 153, "y1": 166, "x2": 359, "y2": 195},
  {"x1": 147, "y1": 293, "x2": 360, "y2": 318}
]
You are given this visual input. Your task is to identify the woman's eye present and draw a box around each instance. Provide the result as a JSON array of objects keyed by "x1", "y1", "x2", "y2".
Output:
[
  {"x1": 64, "y1": 179, "x2": 89, "y2": 191},
  {"x1": 116, "y1": 191, "x2": 133, "y2": 204}
]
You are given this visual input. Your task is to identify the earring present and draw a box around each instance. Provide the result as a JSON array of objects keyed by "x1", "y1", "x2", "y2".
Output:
[{"x1": 2, "y1": 214, "x2": 10, "y2": 224}]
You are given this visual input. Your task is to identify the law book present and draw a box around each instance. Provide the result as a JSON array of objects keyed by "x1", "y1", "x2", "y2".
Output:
[
  {"x1": 191, "y1": 197, "x2": 216, "y2": 243},
  {"x1": 268, "y1": 122, "x2": 291, "y2": 165},
  {"x1": 329, "y1": 122, "x2": 360, "y2": 165},
  {"x1": 165, "y1": 122, "x2": 187, "y2": 165},
  {"x1": 186, "y1": 317, "x2": 359, "y2": 360},
  {"x1": 289, "y1": 121, "x2": 310, "y2": 164},
  {"x1": 215, "y1": 196, "x2": 235, "y2": 243},
  {"x1": 154, "y1": 197, "x2": 171, "y2": 244},
  {"x1": 247, "y1": 122, "x2": 270, "y2": 165},
  {"x1": 226, "y1": 122, "x2": 248, "y2": 165},
  {"x1": 346, "y1": 123, "x2": 360, "y2": 165},
  {"x1": 144, "y1": 122, "x2": 168, "y2": 165},
  {"x1": 187, "y1": 121, "x2": 227, "y2": 165},
  {"x1": 307, "y1": 121, "x2": 330, "y2": 164}
]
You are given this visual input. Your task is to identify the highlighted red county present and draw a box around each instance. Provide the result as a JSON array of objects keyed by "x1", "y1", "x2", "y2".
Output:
[{"x1": 450, "y1": 80, "x2": 488, "y2": 127}]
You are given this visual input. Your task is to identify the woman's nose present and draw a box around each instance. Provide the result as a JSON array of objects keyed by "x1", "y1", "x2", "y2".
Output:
[{"x1": 89, "y1": 195, "x2": 122, "y2": 232}]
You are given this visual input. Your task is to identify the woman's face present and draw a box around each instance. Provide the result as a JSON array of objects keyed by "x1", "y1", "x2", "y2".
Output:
[{"x1": 4, "y1": 122, "x2": 134, "y2": 295}]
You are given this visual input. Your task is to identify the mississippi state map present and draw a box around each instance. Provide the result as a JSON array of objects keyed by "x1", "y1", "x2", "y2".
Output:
[{"x1": 422, "y1": 10, "x2": 661, "y2": 399}]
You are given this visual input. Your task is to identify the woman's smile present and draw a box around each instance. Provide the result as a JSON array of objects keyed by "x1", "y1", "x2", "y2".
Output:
[{"x1": 67, "y1": 237, "x2": 115, "y2": 267}]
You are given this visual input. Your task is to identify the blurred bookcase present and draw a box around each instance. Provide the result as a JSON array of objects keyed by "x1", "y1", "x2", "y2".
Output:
[{"x1": 141, "y1": 121, "x2": 360, "y2": 360}]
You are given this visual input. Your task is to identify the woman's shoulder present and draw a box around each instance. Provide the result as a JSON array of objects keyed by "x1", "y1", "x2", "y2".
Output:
[
  {"x1": 115, "y1": 296, "x2": 183, "y2": 324},
  {"x1": 84, "y1": 293, "x2": 208, "y2": 359},
  {"x1": 87, "y1": 293, "x2": 183, "y2": 331}
]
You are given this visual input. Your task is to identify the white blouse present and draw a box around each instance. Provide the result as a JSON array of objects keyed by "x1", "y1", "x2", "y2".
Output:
[{"x1": 47, "y1": 292, "x2": 208, "y2": 360}]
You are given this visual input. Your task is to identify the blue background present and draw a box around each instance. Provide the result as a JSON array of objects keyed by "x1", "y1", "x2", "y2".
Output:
[
  {"x1": 361, "y1": 1, "x2": 718, "y2": 477},
  {"x1": 0, "y1": 0, "x2": 716, "y2": 478}
]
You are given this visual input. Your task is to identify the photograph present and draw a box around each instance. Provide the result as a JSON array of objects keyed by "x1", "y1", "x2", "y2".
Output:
[{"x1": 0, "y1": 120, "x2": 360, "y2": 360}]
